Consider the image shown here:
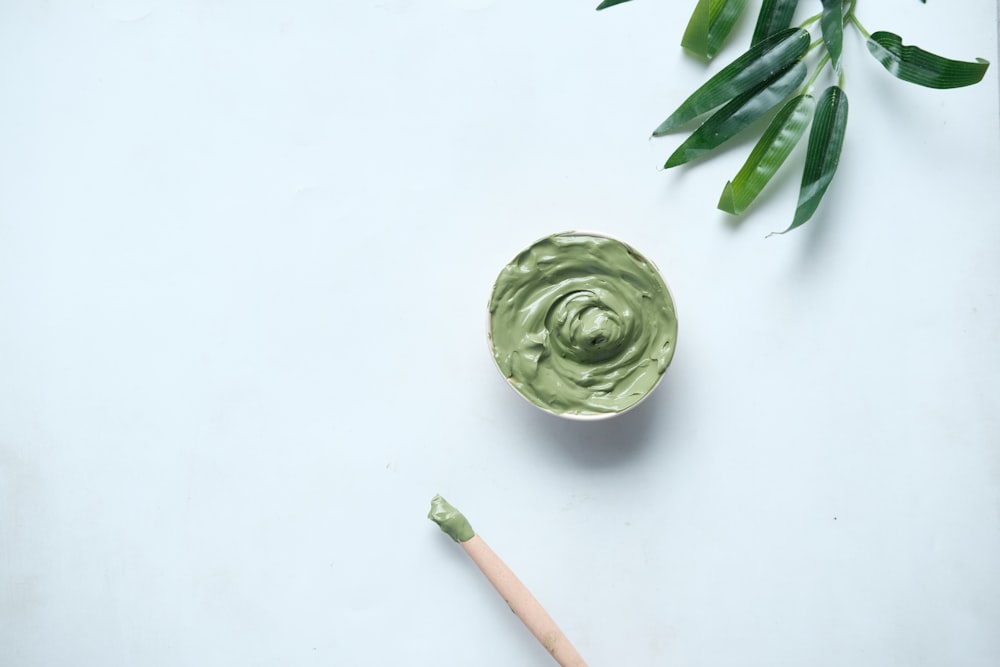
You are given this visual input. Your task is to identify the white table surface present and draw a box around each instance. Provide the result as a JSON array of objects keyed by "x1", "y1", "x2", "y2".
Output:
[{"x1": 2, "y1": 2, "x2": 999, "y2": 666}]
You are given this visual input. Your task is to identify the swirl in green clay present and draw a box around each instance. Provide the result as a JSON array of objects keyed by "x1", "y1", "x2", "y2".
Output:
[{"x1": 488, "y1": 232, "x2": 677, "y2": 417}]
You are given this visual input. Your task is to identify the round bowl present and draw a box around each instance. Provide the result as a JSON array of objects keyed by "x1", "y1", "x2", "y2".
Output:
[{"x1": 487, "y1": 231, "x2": 677, "y2": 420}]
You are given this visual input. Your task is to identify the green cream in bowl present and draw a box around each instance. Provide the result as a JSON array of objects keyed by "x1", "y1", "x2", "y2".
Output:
[{"x1": 488, "y1": 231, "x2": 677, "y2": 419}]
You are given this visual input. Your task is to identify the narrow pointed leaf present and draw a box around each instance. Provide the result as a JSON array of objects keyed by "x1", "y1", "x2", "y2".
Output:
[
  {"x1": 681, "y1": 0, "x2": 712, "y2": 58},
  {"x1": 596, "y1": 0, "x2": 633, "y2": 10},
  {"x1": 683, "y1": 0, "x2": 750, "y2": 59},
  {"x1": 778, "y1": 86, "x2": 848, "y2": 234},
  {"x1": 653, "y1": 27, "x2": 809, "y2": 136},
  {"x1": 820, "y1": 0, "x2": 844, "y2": 71},
  {"x1": 751, "y1": 0, "x2": 799, "y2": 46},
  {"x1": 718, "y1": 93, "x2": 814, "y2": 215},
  {"x1": 664, "y1": 61, "x2": 807, "y2": 168},
  {"x1": 866, "y1": 31, "x2": 990, "y2": 89},
  {"x1": 707, "y1": 0, "x2": 749, "y2": 58}
]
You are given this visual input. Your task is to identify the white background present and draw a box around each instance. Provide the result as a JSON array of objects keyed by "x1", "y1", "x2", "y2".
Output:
[{"x1": 1, "y1": 1, "x2": 998, "y2": 666}]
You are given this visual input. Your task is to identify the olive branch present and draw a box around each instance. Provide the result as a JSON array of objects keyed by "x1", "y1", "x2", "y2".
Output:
[{"x1": 597, "y1": 0, "x2": 990, "y2": 234}]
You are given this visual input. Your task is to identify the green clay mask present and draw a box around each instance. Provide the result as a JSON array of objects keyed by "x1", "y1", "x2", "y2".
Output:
[
  {"x1": 428, "y1": 495, "x2": 475, "y2": 543},
  {"x1": 488, "y1": 232, "x2": 677, "y2": 417}
]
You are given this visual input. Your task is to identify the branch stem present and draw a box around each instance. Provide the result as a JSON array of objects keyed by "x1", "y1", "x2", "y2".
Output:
[
  {"x1": 802, "y1": 52, "x2": 832, "y2": 94},
  {"x1": 799, "y1": 12, "x2": 822, "y2": 30},
  {"x1": 846, "y1": 9, "x2": 870, "y2": 39}
]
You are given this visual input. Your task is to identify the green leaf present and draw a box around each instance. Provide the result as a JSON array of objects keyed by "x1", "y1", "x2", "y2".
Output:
[
  {"x1": 682, "y1": 0, "x2": 750, "y2": 59},
  {"x1": 718, "y1": 93, "x2": 815, "y2": 215},
  {"x1": 681, "y1": 0, "x2": 712, "y2": 57},
  {"x1": 751, "y1": 0, "x2": 799, "y2": 46},
  {"x1": 820, "y1": 0, "x2": 844, "y2": 71},
  {"x1": 866, "y1": 31, "x2": 990, "y2": 89},
  {"x1": 778, "y1": 86, "x2": 848, "y2": 234},
  {"x1": 664, "y1": 61, "x2": 807, "y2": 168},
  {"x1": 653, "y1": 28, "x2": 810, "y2": 136},
  {"x1": 706, "y1": 0, "x2": 748, "y2": 58},
  {"x1": 596, "y1": 0, "x2": 633, "y2": 9}
]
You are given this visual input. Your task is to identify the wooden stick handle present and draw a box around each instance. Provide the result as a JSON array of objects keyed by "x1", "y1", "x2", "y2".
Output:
[{"x1": 461, "y1": 535, "x2": 589, "y2": 667}]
